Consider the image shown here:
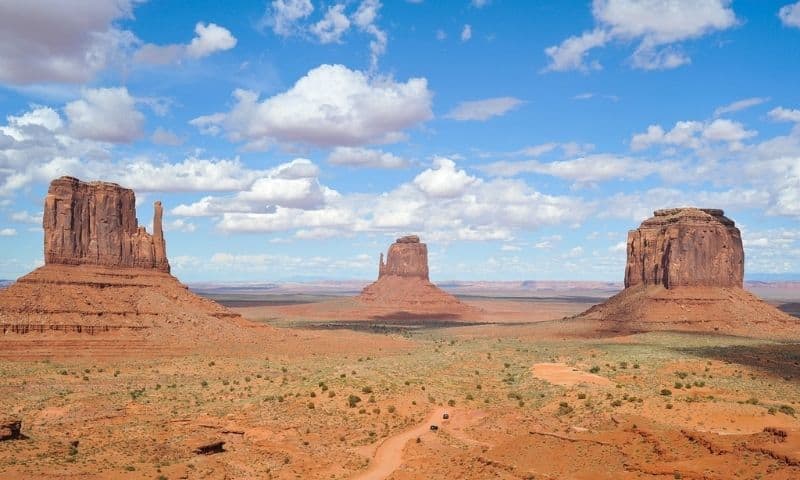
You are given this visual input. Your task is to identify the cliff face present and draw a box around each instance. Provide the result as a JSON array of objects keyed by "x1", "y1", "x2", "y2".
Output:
[
  {"x1": 624, "y1": 208, "x2": 743, "y2": 289},
  {"x1": 43, "y1": 176, "x2": 170, "y2": 272},
  {"x1": 378, "y1": 235, "x2": 429, "y2": 280}
]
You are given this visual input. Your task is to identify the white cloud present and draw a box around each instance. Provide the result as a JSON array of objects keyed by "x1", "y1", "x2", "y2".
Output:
[
  {"x1": 10, "y1": 211, "x2": 42, "y2": 224},
  {"x1": 65, "y1": 87, "x2": 144, "y2": 143},
  {"x1": 135, "y1": 22, "x2": 237, "y2": 64},
  {"x1": 311, "y1": 4, "x2": 351, "y2": 43},
  {"x1": 544, "y1": 0, "x2": 737, "y2": 72},
  {"x1": 151, "y1": 127, "x2": 184, "y2": 146},
  {"x1": 713, "y1": 97, "x2": 769, "y2": 116},
  {"x1": 191, "y1": 64, "x2": 433, "y2": 148},
  {"x1": 779, "y1": 2, "x2": 800, "y2": 28},
  {"x1": 472, "y1": 0, "x2": 490, "y2": 7},
  {"x1": 328, "y1": 146, "x2": 408, "y2": 168},
  {"x1": 413, "y1": 157, "x2": 480, "y2": 198},
  {"x1": 0, "y1": 228, "x2": 17, "y2": 237},
  {"x1": 0, "y1": 0, "x2": 138, "y2": 85},
  {"x1": 769, "y1": 107, "x2": 800, "y2": 123},
  {"x1": 266, "y1": 0, "x2": 314, "y2": 36},
  {"x1": 436, "y1": 29, "x2": 447, "y2": 41},
  {"x1": 610, "y1": 241, "x2": 627, "y2": 252},
  {"x1": 461, "y1": 24, "x2": 472, "y2": 42},
  {"x1": 544, "y1": 29, "x2": 609, "y2": 72},
  {"x1": 631, "y1": 118, "x2": 755, "y2": 151},
  {"x1": 352, "y1": 0, "x2": 388, "y2": 70},
  {"x1": 165, "y1": 218, "x2": 196, "y2": 233},
  {"x1": 186, "y1": 23, "x2": 237, "y2": 58},
  {"x1": 445, "y1": 97, "x2": 523, "y2": 121},
  {"x1": 172, "y1": 159, "x2": 333, "y2": 216},
  {"x1": 479, "y1": 154, "x2": 677, "y2": 184}
]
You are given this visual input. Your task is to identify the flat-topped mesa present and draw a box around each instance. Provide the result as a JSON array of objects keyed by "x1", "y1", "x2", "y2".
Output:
[
  {"x1": 378, "y1": 235, "x2": 429, "y2": 280},
  {"x1": 43, "y1": 176, "x2": 170, "y2": 272},
  {"x1": 624, "y1": 207, "x2": 743, "y2": 289}
]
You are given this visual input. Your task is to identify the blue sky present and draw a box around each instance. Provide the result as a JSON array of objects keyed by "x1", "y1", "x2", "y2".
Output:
[{"x1": 1, "y1": 0, "x2": 799, "y2": 282}]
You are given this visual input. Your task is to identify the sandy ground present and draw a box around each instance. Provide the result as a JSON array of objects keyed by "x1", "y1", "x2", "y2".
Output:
[{"x1": 2, "y1": 296, "x2": 800, "y2": 479}]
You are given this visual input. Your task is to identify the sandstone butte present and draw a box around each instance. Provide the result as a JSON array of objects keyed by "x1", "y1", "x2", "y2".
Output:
[
  {"x1": 0, "y1": 176, "x2": 265, "y2": 357},
  {"x1": 578, "y1": 208, "x2": 797, "y2": 337},
  {"x1": 358, "y1": 235, "x2": 475, "y2": 319}
]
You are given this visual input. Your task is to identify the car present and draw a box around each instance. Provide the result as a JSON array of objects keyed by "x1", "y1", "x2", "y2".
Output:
[
  {"x1": 429, "y1": 425, "x2": 438, "y2": 431},
  {"x1": 442, "y1": 412, "x2": 449, "y2": 420}
]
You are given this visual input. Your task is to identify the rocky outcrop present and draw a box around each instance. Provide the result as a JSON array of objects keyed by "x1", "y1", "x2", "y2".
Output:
[
  {"x1": 0, "y1": 177, "x2": 262, "y2": 356},
  {"x1": 624, "y1": 208, "x2": 743, "y2": 289},
  {"x1": 43, "y1": 176, "x2": 169, "y2": 272},
  {"x1": 359, "y1": 235, "x2": 475, "y2": 319},
  {"x1": 378, "y1": 235, "x2": 429, "y2": 279},
  {"x1": 0, "y1": 419, "x2": 22, "y2": 441},
  {"x1": 577, "y1": 207, "x2": 797, "y2": 338}
]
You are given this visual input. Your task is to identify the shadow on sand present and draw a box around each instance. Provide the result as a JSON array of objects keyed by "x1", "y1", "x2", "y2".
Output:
[
  {"x1": 677, "y1": 343, "x2": 800, "y2": 381},
  {"x1": 777, "y1": 302, "x2": 800, "y2": 319}
]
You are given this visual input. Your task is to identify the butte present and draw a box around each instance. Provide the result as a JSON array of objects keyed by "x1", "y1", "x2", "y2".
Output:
[
  {"x1": 0, "y1": 176, "x2": 263, "y2": 358},
  {"x1": 576, "y1": 208, "x2": 797, "y2": 338},
  {"x1": 356, "y1": 235, "x2": 475, "y2": 320}
]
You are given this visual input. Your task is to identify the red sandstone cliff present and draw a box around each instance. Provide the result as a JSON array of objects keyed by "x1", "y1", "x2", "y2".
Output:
[
  {"x1": 43, "y1": 176, "x2": 170, "y2": 272},
  {"x1": 624, "y1": 208, "x2": 743, "y2": 289},
  {"x1": 578, "y1": 207, "x2": 796, "y2": 338}
]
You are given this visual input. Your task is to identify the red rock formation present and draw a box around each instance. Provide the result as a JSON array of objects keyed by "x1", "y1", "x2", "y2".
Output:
[
  {"x1": 624, "y1": 208, "x2": 743, "y2": 289},
  {"x1": 43, "y1": 176, "x2": 169, "y2": 272},
  {"x1": 0, "y1": 177, "x2": 265, "y2": 356},
  {"x1": 378, "y1": 235, "x2": 429, "y2": 279},
  {"x1": 358, "y1": 235, "x2": 475, "y2": 319},
  {"x1": 577, "y1": 208, "x2": 797, "y2": 338}
]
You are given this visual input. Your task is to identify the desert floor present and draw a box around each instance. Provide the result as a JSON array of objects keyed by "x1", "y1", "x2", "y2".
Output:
[{"x1": 1, "y1": 295, "x2": 800, "y2": 479}]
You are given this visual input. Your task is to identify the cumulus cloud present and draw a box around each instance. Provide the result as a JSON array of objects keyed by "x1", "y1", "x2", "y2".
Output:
[
  {"x1": 151, "y1": 127, "x2": 184, "y2": 146},
  {"x1": 65, "y1": 87, "x2": 145, "y2": 143},
  {"x1": 544, "y1": 0, "x2": 737, "y2": 72},
  {"x1": 0, "y1": 0, "x2": 139, "y2": 85},
  {"x1": 413, "y1": 157, "x2": 480, "y2": 198},
  {"x1": 328, "y1": 146, "x2": 408, "y2": 168},
  {"x1": 266, "y1": 0, "x2": 314, "y2": 36},
  {"x1": 713, "y1": 97, "x2": 769, "y2": 116},
  {"x1": 172, "y1": 159, "x2": 333, "y2": 216},
  {"x1": 311, "y1": 4, "x2": 351, "y2": 43},
  {"x1": 191, "y1": 64, "x2": 433, "y2": 148},
  {"x1": 135, "y1": 22, "x2": 237, "y2": 64},
  {"x1": 631, "y1": 118, "x2": 756, "y2": 151},
  {"x1": 0, "y1": 228, "x2": 16, "y2": 237},
  {"x1": 779, "y1": 2, "x2": 800, "y2": 28},
  {"x1": 172, "y1": 156, "x2": 588, "y2": 242},
  {"x1": 262, "y1": 0, "x2": 387, "y2": 69},
  {"x1": 769, "y1": 107, "x2": 800, "y2": 123},
  {"x1": 445, "y1": 97, "x2": 523, "y2": 121},
  {"x1": 186, "y1": 23, "x2": 237, "y2": 58}
]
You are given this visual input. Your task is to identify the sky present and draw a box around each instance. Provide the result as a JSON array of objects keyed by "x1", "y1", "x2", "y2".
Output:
[{"x1": 0, "y1": 0, "x2": 799, "y2": 282}]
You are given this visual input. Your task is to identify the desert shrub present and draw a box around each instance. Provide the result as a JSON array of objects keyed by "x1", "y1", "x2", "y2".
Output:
[
  {"x1": 348, "y1": 395, "x2": 362, "y2": 408},
  {"x1": 611, "y1": 400, "x2": 623, "y2": 407},
  {"x1": 557, "y1": 402, "x2": 574, "y2": 415},
  {"x1": 589, "y1": 366, "x2": 600, "y2": 374},
  {"x1": 675, "y1": 371, "x2": 689, "y2": 379},
  {"x1": 674, "y1": 382, "x2": 683, "y2": 389},
  {"x1": 746, "y1": 397, "x2": 759, "y2": 405},
  {"x1": 447, "y1": 399, "x2": 456, "y2": 407},
  {"x1": 387, "y1": 405, "x2": 396, "y2": 413},
  {"x1": 328, "y1": 391, "x2": 335, "y2": 398},
  {"x1": 465, "y1": 393, "x2": 474, "y2": 401},
  {"x1": 779, "y1": 405, "x2": 796, "y2": 416},
  {"x1": 307, "y1": 402, "x2": 315, "y2": 409},
  {"x1": 660, "y1": 389, "x2": 672, "y2": 396},
  {"x1": 201, "y1": 380, "x2": 208, "y2": 388},
  {"x1": 577, "y1": 393, "x2": 586, "y2": 400}
]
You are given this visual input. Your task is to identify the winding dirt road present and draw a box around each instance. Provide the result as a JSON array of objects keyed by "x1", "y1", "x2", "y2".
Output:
[{"x1": 352, "y1": 407, "x2": 447, "y2": 480}]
